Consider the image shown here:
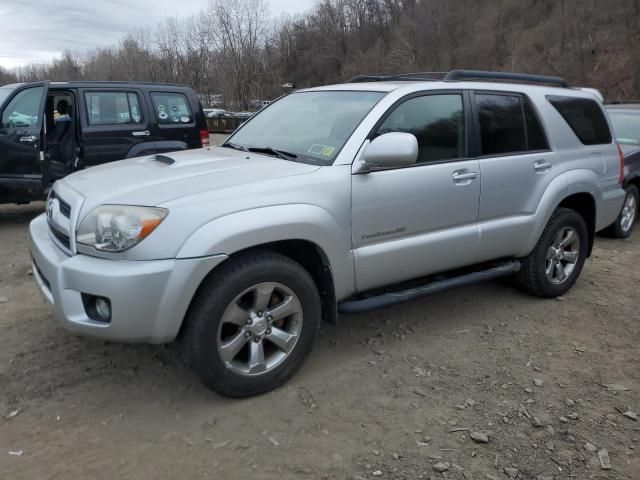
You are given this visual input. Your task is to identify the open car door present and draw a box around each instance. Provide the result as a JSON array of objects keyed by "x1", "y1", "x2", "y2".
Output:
[{"x1": 0, "y1": 81, "x2": 50, "y2": 203}]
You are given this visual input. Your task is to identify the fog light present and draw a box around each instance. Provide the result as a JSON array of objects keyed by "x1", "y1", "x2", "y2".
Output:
[
  {"x1": 95, "y1": 297, "x2": 111, "y2": 321},
  {"x1": 82, "y1": 293, "x2": 112, "y2": 323}
]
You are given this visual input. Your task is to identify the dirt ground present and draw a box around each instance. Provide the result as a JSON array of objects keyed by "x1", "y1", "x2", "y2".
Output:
[{"x1": 1, "y1": 202, "x2": 639, "y2": 480}]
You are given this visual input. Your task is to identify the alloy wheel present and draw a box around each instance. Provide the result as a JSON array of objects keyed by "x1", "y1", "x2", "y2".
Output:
[
  {"x1": 620, "y1": 192, "x2": 637, "y2": 233},
  {"x1": 545, "y1": 226, "x2": 581, "y2": 285},
  {"x1": 216, "y1": 282, "x2": 303, "y2": 376}
]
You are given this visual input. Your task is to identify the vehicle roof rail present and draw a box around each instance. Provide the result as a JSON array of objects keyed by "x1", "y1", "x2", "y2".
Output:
[
  {"x1": 349, "y1": 72, "x2": 447, "y2": 83},
  {"x1": 443, "y1": 69, "x2": 570, "y2": 88}
]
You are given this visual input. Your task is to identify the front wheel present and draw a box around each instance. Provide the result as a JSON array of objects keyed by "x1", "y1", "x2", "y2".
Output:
[
  {"x1": 182, "y1": 250, "x2": 321, "y2": 397},
  {"x1": 515, "y1": 208, "x2": 589, "y2": 298}
]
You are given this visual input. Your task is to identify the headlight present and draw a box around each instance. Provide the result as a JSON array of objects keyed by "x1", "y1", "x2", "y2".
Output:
[{"x1": 76, "y1": 205, "x2": 168, "y2": 252}]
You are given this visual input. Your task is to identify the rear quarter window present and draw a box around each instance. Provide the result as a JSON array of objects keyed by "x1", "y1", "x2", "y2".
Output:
[
  {"x1": 151, "y1": 92, "x2": 193, "y2": 125},
  {"x1": 547, "y1": 96, "x2": 612, "y2": 145}
]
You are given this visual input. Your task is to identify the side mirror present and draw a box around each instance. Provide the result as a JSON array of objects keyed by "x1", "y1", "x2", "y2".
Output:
[{"x1": 362, "y1": 132, "x2": 418, "y2": 170}]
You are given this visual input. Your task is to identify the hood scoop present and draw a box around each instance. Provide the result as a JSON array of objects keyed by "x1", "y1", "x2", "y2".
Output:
[{"x1": 145, "y1": 154, "x2": 176, "y2": 167}]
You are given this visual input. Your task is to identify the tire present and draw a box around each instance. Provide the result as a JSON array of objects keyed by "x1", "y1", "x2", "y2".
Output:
[
  {"x1": 182, "y1": 250, "x2": 322, "y2": 397},
  {"x1": 603, "y1": 184, "x2": 638, "y2": 239},
  {"x1": 515, "y1": 207, "x2": 589, "y2": 298}
]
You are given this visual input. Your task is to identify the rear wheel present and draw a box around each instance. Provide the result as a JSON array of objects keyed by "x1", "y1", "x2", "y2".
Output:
[
  {"x1": 182, "y1": 250, "x2": 321, "y2": 397},
  {"x1": 604, "y1": 184, "x2": 638, "y2": 239},
  {"x1": 515, "y1": 208, "x2": 588, "y2": 298}
]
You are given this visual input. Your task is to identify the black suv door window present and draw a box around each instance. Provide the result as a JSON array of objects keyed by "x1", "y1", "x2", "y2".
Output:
[
  {"x1": 85, "y1": 91, "x2": 143, "y2": 126},
  {"x1": 151, "y1": 92, "x2": 193, "y2": 125},
  {"x1": 547, "y1": 96, "x2": 611, "y2": 145},
  {"x1": 1, "y1": 86, "x2": 44, "y2": 128},
  {"x1": 475, "y1": 93, "x2": 549, "y2": 155},
  {"x1": 376, "y1": 94, "x2": 465, "y2": 163}
]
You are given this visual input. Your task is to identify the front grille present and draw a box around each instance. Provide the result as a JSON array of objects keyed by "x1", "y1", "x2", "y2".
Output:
[{"x1": 48, "y1": 220, "x2": 71, "y2": 250}]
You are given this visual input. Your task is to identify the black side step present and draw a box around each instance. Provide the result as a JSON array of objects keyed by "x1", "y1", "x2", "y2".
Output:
[{"x1": 338, "y1": 260, "x2": 521, "y2": 314}]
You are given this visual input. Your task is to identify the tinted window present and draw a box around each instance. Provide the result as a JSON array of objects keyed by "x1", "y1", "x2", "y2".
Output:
[
  {"x1": 476, "y1": 93, "x2": 549, "y2": 154},
  {"x1": 151, "y1": 92, "x2": 193, "y2": 125},
  {"x1": 606, "y1": 110, "x2": 640, "y2": 146},
  {"x1": 1, "y1": 86, "x2": 43, "y2": 128},
  {"x1": 85, "y1": 92, "x2": 143, "y2": 126},
  {"x1": 548, "y1": 96, "x2": 611, "y2": 145},
  {"x1": 376, "y1": 94, "x2": 465, "y2": 163},
  {"x1": 476, "y1": 94, "x2": 526, "y2": 155},
  {"x1": 524, "y1": 100, "x2": 548, "y2": 150}
]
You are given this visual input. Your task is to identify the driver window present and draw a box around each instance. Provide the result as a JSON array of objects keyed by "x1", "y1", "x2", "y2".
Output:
[
  {"x1": 1, "y1": 87, "x2": 44, "y2": 129},
  {"x1": 376, "y1": 94, "x2": 465, "y2": 163}
]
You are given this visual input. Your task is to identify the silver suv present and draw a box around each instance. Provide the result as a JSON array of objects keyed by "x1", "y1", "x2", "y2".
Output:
[{"x1": 29, "y1": 70, "x2": 625, "y2": 397}]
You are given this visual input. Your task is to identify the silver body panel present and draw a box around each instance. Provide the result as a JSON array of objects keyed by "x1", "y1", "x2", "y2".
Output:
[{"x1": 29, "y1": 80, "x2": 625, "y2": 343}]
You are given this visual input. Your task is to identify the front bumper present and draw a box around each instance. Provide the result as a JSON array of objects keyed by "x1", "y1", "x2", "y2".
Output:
[{"x1": 29, "y1": 213, "x2": 227, "y2": 343}]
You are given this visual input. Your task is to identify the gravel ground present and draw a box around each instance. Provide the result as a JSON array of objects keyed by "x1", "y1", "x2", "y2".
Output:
[{"x1": 0, "y1": 202, "x2": 639, "y2": 480}]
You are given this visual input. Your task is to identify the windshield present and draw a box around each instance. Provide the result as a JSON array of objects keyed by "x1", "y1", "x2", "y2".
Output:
[
  {"x1": 226, "y1": 90, "x2": 386, "y2": 165},
  {"x1": 608, "y1": 110, "x2": 640, "y2": 145},
  {"x1": 0, "y1": 87, "x2": 15, "y2": 106}
]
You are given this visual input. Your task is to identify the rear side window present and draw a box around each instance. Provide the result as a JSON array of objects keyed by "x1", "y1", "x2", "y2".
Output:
[
  {"x1": 85, "y1": 91, "x2": 143, "y2": 126},
  {"x1": 151, "y1": 92, "x2": 193, "y2": 125},
  {"x1": 547, "y1": 96, "x2": 611, "y2": 145},
  {"x1": 376, "y1": 94, "x2": 465, "y2": 163},
  {"x1": 475, "y1": 93, "x2": 548, "y2": 155}
]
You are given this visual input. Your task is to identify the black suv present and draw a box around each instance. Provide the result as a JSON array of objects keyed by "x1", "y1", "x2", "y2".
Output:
[{"x1": 0, "y1": 81, "x2": 209, "y2": 204}]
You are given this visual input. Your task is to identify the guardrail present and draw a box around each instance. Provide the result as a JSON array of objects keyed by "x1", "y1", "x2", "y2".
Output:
[{"x1": 206, "y1": 116, "x2": 248, "y2": 133}]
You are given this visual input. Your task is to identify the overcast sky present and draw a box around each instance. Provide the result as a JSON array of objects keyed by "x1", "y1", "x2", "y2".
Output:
[{"x1": 0, "y1": 0, "x2": 315, "y2": 69}]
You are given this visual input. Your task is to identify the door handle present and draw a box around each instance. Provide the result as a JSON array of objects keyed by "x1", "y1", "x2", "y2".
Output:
[
  {"x1": 19, "y1": 135, "x2": 38, "y2": 143},
  {"x1": 534, "y1": 160, "x2": 553, "y2": 172},
  {"x1": 452, "y1": 170, "x2": 478, "y2": 181},
  {"x1": 131, "y1": 130, "x2": 150, "y2": 137}
]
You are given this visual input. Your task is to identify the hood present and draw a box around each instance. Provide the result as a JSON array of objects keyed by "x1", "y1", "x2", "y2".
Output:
[{"x1": 61, "y1": 147, "x2": 320, "y2": 207}]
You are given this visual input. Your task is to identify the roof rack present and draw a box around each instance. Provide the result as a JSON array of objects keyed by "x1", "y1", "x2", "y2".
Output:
[
  {"x1": 349, "y1": 72, "x2": 447, "y2": 83},
  {"x1": 349, "y1": 69, "x2": 570, "y2": 88},
  {"x1": 444, "y1": 70, "x2": 570, "y2": 88}
]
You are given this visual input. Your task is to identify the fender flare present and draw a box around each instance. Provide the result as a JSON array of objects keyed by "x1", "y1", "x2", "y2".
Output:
[
  {"x1": 176, "y1": 204, "x2": 355, "y2": 299},
  {"x1": 521, "y1": 169, "x2": 598, "y2": 255}
]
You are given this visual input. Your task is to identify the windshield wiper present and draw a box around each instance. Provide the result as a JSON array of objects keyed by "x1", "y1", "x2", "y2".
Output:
[
  {"x1": 222, "y1": 142, "x2": 249, "y2": 152},
  {"x1": 247, "y1": 146, "x2": 298, "y2": 160}
]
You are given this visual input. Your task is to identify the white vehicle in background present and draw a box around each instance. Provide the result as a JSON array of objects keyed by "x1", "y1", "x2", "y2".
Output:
[{"x1": 203, "y1": 108, "x2": 229, "y2": 118}]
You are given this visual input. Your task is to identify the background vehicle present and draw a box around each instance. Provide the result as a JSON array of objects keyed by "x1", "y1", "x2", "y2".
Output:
[
  {"x1": 604, "y1": 103, "x2": 640, "y2": 238},
  {"x1": 0, "y1": 81, "x2": 209, "y2": 204},
  {"x1": 203, "y1": 108, "x2": 228, "y2": 118},
  {"x1": 29, "y1": 70, "x2": 625, "y2": 397}
]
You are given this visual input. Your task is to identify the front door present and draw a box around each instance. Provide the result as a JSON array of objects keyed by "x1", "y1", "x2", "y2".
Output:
[
  {"x1": 351, "y1": 91, "x2": 481, "y2": 292},
  {"x1": 0, "y1": 82, "x2": 49, "y2": 202}
]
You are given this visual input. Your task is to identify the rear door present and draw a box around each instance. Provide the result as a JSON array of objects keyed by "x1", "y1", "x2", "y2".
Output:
[
  {"x1": 471, "y1": 91, "x2": 555, "y2": 261},
  {"x1": 79, "y1": 88, "x2": 155, "y2": 167},
  {"x1": 0, "y1": 82, "x2": 50, "y2": 196},
  {"x1": 147, "y1": 90, "x2": 201, "y2": 153}
]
